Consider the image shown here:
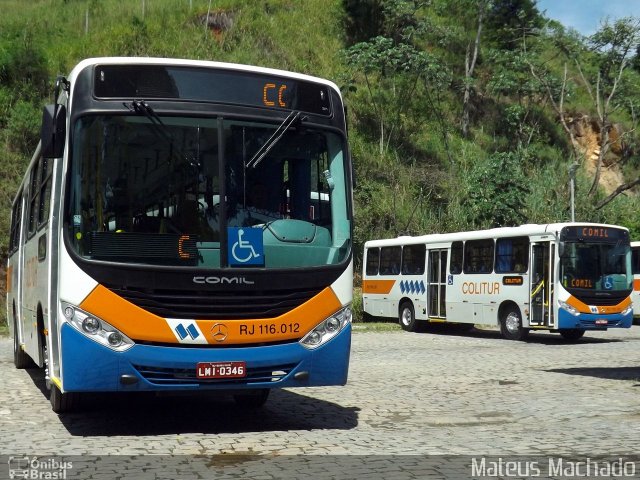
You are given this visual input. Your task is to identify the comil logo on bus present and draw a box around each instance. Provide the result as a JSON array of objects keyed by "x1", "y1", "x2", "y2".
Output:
[
  {"x1": 582, "y1": 227, "x2": 609, "y2": 238},
  {"x1": 193, "y1": 276, "x2": 254, "y2": 285}
]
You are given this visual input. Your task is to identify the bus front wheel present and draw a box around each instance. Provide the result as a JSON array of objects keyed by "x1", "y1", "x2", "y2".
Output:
[
  {"x1": 399, "y1": 302, "x2": 417, "y2": 332},
  {"x1": 13, "y1": 316, "x2": 33, "y2": 369},
  {"x1": 500, "y1": 307, "x2": 528, "y2": 341},
  {"x1": 49, "y1": 384, "x2": 80, "y2": 414}
]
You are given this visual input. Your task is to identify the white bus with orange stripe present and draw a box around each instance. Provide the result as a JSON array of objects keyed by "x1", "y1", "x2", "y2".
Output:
[
  {"x1": 362, "y1": 223, "x2": 633, "y2": 341},
  {"x1": 6, "y1": 58, "x2": 353, "y2": 412},
  {"x1": 632, "y1": 241, "x2": 640, "y2": 324}
]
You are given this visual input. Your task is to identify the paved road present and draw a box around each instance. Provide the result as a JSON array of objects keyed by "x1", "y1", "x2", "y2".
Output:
[{"x1": 1, "y1": 325, "x2": 639, "y2": 478}]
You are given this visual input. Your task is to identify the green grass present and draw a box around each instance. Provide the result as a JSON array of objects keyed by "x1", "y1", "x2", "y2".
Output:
[{"x1": 352, "y1": 321, "x2": 401, "y2": 332}]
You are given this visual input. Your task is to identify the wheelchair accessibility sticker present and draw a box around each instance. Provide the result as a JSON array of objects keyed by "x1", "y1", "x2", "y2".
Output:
[{"x1": 228, "y1": 227, "x2": 264, "y2": 266}]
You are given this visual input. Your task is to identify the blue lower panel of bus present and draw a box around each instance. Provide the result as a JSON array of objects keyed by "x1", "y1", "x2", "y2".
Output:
[
  {"x1": 60, "y1": 322, "x2": 351, "y2": 392},
  {"x1": 557, "y1": 309, "x2": 633, "y2": 330}
]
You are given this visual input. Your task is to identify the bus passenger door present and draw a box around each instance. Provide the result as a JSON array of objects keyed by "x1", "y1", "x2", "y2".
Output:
[
  {"x1": 530, "y1": 242, "x2": 554, "y2": 327},
  {"x1": 427, "y1": 249, "x2": 447, "y2": 319}
]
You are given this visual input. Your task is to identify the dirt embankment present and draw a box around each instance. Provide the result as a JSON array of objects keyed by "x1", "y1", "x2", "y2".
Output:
[{"x1": 568, "y1": 115, "x2": 630, "y2": 194}]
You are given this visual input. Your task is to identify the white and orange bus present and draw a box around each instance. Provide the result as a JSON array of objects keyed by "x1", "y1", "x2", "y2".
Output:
[
  {"x1": 632, "y1": 241, "x2": 640, "y2": 324},
  {"x1": 7, "y1": 57, "x2": 353, "y2": 412},
  {"x1": 363, "y1": 223, "x2": 633, "y2": 341}
]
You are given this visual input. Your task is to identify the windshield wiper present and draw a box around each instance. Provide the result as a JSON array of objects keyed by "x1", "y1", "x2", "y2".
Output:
[
  {"x1": 125, "y1": 100, "x2": 200, "y2": 169},
  {"x1": 246, "y1": 110, "x2": 302, "y2": 170}
]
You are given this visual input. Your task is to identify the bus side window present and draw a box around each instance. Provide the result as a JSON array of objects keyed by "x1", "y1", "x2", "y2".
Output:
[
  {"x1": 450, "y1": 241, "x2": 463, "y2": 274},
  {"x1": 464, "y1": 239, "x2": 494, "y2": 274},
  {"x1": 632, "y1": 248, "x2": 640, "y2": 275},
  {"x1": 402, "y1": 244, "x2": 425, "y2": 275},
  {"x1": 379, "y1": 246, "x2": 401, "y2": 275},
  {"x1": 496, "y1": 237, "x2": 529, "y2": 273},
  {"x1": 365, "y1": 247, "x2": 380, "y2": 276}
]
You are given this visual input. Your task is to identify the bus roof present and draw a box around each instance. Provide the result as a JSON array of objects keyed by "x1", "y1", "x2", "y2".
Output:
[
  {"x1": 67, "y1": 57, "x2": 342, "y2": 99},
  {"x1": 364, "y1": 223, "x2": 630, "y2": 248}
]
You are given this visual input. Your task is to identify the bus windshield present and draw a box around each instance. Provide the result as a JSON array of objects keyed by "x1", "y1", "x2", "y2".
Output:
[
  {"x1": 559, "y1": 241, "x2": 632, "y2": 293},
  {"x1": 66, "y1": 114, "x2": 351, "y2": 269}
]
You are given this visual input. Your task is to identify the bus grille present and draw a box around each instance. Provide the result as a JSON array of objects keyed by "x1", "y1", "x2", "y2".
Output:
[
  {"x1": 573, "y1": 294, "x2": 629, "y2": 307},
  {"x1": 132, "y1": 363, "x2": 296, "y2": 385},
  {"x1": 105, "y1": 285, "x2": 322, "y2": 320}
]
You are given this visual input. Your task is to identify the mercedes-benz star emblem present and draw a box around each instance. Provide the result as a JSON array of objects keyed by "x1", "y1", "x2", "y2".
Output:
[{"x1": 210, "y1": 323, "x2": 228, "y2": 342}]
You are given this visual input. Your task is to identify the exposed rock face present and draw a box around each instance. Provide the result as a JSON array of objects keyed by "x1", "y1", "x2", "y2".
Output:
[
  {"x1": 195, "y1": 10, "x2": 234, "y2": 35},
  {"x1": 567, "y1": 115, "x2": 629, "y2": 195}
]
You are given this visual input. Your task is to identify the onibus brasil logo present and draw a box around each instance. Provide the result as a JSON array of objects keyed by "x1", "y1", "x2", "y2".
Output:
[{"x1": 8, "y1": 456, "x2": 72, "y2": 479}]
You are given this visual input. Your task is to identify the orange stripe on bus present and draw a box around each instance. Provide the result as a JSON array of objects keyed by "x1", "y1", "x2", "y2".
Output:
[
  {"x1": 634, "y1": 279, "x2": 640, "y2": 291},
  {"x1": 79, "y1": 285, "x2": 176, "y2": 343},
  {"x1": 362, "y1": 279, "x2": 396, "y2": 294},
  {"x1": 196, "y1": 287, "x2": 342, "y2": 344},
  {"x1": 566, "y1": 294, "x2": 631, "y2": 314},
  {"x1": 79, "y1": 284, "x2": 342, "y2": 345}
]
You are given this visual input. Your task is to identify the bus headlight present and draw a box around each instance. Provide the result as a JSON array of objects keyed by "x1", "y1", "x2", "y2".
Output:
[
  {"x1": 621, "y1": 304, "x2": 633, "y2": 316},
  {"x1": 61, "y1": 302, "x2": 134, "y2": 352},
  {"x1": 558, "y1": 300, "x2": 580, "y2": 317},
  {"x1": 300, "y1": 305, "x2": 352, "y2": 350}
]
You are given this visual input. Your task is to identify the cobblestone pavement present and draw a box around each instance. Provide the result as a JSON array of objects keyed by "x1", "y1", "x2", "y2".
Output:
[{"x1": 1, "y1": 325, "x2": 640, "y2": 478}]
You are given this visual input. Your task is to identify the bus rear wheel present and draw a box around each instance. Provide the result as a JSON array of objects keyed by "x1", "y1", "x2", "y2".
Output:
[
  {"x1": 560, "y1": 329, "x2": 585, "y2": 342},
  {"x1": 399, "y1": 302, "x2": 417, "y2": 332},
  {"x1": 500, "y1": 306, "x2": 528, "y2": 341}
]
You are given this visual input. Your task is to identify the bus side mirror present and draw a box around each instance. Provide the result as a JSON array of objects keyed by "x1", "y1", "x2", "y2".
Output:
[
  {"x1": 558, "y1": 242, "x2": 565, "y2": 257},
  {"x1": 41, "y1": 104, "x2": 66, "y2": 158}
]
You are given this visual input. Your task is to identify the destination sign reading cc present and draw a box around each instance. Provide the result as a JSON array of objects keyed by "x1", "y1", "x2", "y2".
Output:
[{"x1": 94, "y1": 64, "x2": 332, "y2": 115}]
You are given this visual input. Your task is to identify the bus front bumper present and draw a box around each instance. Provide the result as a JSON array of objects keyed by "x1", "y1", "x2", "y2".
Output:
[
  {"x1": 60, "y1": 322, "x2": 351, "y2": 392},
  {"x1": 557, "y1": 309, "x2": 633, "y2": 330}
]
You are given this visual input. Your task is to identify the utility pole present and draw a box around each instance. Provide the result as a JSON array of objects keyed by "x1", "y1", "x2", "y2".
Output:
[{"x1": 569, "y1": 163, "x2": 578, "y2": 222}]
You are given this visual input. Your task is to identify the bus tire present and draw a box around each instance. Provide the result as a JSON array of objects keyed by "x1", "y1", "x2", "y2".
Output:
[
  {"x1": 49, "y1": 384, "x2": 80, "y2": 414},
  {"x1": 362, "y1": 312, "x2": 374, "y2": 322},
  {"x1": 500, "y1": 306, "x2": 528, "y2": 341},
  {"x1": 13, "y1": 316, "x2": 33, "y2": 369},
  {"x1": 399, "y1": 301, "x2": 417, "y2": 332},
  {"x1": 560, "y1": 329, "x2": 585, "y2": 342},
  {"x1": 233, "y1": 389, "x2": 270, "y2": 408}
]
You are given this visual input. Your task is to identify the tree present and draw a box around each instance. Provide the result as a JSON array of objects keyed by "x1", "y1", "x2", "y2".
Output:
[
  {"x1": 344, "y1": 1, "x2": 450, "y2": 156},
  {"x1": 485, "y1": 0, "x2": 542, "y2": 50},
  {"x1": 462, "y1": 0, "x2": 488, "y2": 138},
  {"x1": 530, "y1": 17, "x2": 640, "y2": 211},
  {"x1": 342, "y1": 0, "x2": 384, "y2": 45},
  {"x1": 462, "y1": 150, "x2": 530, "y2": 227},
  {"x1": 582, "y1": 17, "x2": 640, "y2": 203}
]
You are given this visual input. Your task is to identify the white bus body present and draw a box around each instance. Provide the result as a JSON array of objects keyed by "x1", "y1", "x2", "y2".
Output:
[{"x1": 7, "y1": 57, "x2": 353, "y2": 412}]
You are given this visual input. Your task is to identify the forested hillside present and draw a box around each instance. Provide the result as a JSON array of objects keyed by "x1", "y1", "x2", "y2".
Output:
[{"x1": 1, "y1": 0, "x2": 640, "y2": 326}]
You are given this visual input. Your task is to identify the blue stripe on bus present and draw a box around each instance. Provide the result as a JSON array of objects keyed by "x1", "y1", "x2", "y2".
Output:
[
  {"x1": 557, "y1": 309, "x2": 633, "y2": 330},
  {"x1": 60, "y1": 322, "x2": 351, "y2": 392}
]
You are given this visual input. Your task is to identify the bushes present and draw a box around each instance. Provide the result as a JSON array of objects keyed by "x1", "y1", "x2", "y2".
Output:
[
  {"x1": 6, "y1": 100, "x2": 41, "y2": 156},
  {"x1": 462, "y1": 150, "x2": 530, "y2": 228}
]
